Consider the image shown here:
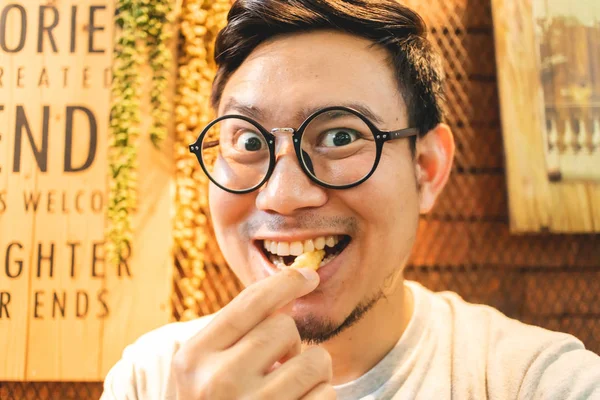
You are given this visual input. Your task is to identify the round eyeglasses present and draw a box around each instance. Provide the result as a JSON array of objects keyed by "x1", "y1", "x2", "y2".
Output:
[{"x1": 189, "y1": 106, "x2": 418, "y2": 194}]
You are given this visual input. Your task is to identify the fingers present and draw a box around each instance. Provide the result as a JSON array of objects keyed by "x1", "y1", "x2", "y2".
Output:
[
  {"x1": 195, "y1": 268, "x2": 319, "y2": 350},
  {"x1": 301, "y1": 382, "x2": 337, "y2": 400},
  {"x1": 230, "y1": 313, "x2": 302, "y2": 374},
  {"x1": 261, "y1": 346, "x2": 333, "y2": 400},
  {"x1": 171, "y1": 267, "x2": 328, "y2": 400}
]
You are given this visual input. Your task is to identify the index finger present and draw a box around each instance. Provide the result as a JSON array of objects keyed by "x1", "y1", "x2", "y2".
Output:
[{"x1": 193, "y1": 267, "x2": 319, "y2": 350}]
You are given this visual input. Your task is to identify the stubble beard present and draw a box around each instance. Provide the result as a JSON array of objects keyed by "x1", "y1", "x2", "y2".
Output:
[{"x1": 294, "y1": 289, "x2": 385, "y2": 345}]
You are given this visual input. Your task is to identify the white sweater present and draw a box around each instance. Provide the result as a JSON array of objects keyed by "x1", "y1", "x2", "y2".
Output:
[{"x1": 101, "y1": 281, "x2": 600, "y2": 399}]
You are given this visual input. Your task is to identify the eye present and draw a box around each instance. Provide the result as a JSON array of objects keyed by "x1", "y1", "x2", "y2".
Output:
[
  {"x1": 235, "y1": 131, "x2": 266, "y2": 152},
  {"x1": 320, "y1": 129, "x2": 359, "y2": 147}
]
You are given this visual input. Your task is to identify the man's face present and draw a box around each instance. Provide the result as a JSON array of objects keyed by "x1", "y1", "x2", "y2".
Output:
[{"x1": 209, "y1": 30, "x2": 420, "y2": 341}]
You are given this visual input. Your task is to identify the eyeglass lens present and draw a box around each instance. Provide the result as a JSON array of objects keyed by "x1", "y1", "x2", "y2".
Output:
[{"x1": 200, "y1": 109, "x2": 377, "y2": 191}]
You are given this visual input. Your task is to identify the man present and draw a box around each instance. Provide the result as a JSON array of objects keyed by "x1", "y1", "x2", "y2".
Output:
[{"x1": 102, "y1": 0, "x2": 600, "y2": 399}]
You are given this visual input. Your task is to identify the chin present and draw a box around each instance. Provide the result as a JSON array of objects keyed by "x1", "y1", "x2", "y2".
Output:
[{"x1": 292, "y1": 309, "x2": 346, "y2": 344}]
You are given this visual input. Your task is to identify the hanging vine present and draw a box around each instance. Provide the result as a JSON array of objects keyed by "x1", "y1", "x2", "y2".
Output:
[
  {"x1": 137, "y1": 0, "x2": 174, "y2": 147},
  {"x1": 108, "y1": 0, "x2": 174, "y2": 266},
  {"x1": 174, "y1": 0, "x2": 231, "y2": 321}
]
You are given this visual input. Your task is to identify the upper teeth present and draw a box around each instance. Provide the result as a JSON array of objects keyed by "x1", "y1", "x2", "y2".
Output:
[{"x1": 264, "y1": 236, "x2": 341, "y2": 256}]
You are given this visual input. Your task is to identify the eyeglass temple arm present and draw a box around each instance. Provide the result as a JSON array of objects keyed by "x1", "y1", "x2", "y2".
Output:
[
  {"x1": 381, "y1": 127, "x2": 419, "y2": 142},
  {"x1": 190, "y1": 140, "x2": 219, "y2": 152}
]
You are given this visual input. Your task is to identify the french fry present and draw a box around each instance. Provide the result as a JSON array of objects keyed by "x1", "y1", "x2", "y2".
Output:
[{"x1": 289, "y1": 250, "x2": 326, "y2": 271}]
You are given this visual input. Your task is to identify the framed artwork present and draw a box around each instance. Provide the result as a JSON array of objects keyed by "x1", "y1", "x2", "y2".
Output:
[
  {"x1": 491, "y1": 0, "x2": 600, "y2": 233},
  {"x1": 534, "y1": 1, "x2": 600, "y2": 181}
]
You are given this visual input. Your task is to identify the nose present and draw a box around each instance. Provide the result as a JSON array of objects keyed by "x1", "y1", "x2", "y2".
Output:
[{"x1": 256, "y1": 132, "x2": 327, "y2": 215}]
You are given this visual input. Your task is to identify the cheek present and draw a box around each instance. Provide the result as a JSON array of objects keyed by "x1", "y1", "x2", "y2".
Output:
[
  {"x1": 208, "y1": 184, "x2": 255, "y2": 267},
  {"x1": 209, "y1": 184, "x2": 253, "y2": 230},
  {"x1": 364, "y1": 149, "x2": 419, "y2": 221},
  {"x1": 377, "y1": 155, "x2": 420, "y2": 244},
  {"x1": 351, "y1": 152, "x2": 419, "y2": 276},
  {"x1": 208, "y1": 184, "x2": 233, "y2": 238}
]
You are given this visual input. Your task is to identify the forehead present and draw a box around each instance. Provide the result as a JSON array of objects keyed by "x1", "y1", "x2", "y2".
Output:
[{"x1": 218, "y1": 30, "x2": 407, "y2": 127}]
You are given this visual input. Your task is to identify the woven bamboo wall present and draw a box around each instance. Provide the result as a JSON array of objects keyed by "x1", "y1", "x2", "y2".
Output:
[{"x1": 2, "y1": 0, "x2": 599, "y2": 398}]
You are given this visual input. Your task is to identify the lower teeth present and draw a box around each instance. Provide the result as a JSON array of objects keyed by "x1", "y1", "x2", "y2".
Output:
[{"x1": 319, "y1": 252, "x2": 337, "y2": 267}]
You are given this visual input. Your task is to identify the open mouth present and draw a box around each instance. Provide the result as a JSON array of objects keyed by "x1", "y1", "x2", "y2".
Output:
[{"x1": 260, "y1": 235, "x2": 351, "y2": 269}]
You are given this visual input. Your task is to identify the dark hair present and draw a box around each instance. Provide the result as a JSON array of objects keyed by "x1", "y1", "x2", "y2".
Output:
[{"x1": 211, "y1": 0, "x2": 446, "y2": 141}]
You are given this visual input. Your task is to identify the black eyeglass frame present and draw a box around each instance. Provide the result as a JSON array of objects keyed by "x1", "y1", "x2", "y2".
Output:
[{"x1": 189, "y1": 106, "x2": 418, "y2": 194}]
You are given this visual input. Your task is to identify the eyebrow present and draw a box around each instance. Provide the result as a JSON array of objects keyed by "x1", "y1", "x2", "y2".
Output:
[
  {"x1": 220, "y1": 98, "x2": 386, "y2": 126},
  {"x1": 221, "y1": 98, "x2": 266, "y2": 121}
]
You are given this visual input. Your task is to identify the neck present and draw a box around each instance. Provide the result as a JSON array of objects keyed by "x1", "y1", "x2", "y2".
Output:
[{"x1": 303, "y1": 278, "x2": 414, "y2": 385}]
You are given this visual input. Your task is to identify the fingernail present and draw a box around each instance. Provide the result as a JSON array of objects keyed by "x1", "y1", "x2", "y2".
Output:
[{"x1": 296, "y1": 268, "x2": 319, "y2": 283}]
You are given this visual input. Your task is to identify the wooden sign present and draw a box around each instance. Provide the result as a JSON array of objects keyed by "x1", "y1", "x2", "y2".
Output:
[
  {"x1": 491, "y1": 0, "x2": 600, "y2": 233},
  {"x1": 0, "y1": 1, "x2": 172, "y2": 380}
]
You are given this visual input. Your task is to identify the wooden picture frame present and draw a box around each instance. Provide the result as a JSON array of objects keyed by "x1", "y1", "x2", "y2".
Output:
[{"x1": 491, "y1": 0, "x2": 600, "y2": 233}]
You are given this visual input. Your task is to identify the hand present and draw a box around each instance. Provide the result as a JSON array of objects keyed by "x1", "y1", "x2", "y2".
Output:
[{"x1": 172, "y1": 268, "x2": 336, "y2": 400}]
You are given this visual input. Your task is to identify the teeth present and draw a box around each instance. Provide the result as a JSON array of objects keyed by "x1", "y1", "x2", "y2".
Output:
[
  {"x1": 320, "y1": 252, "x2": 337, "y2": 267},
  {"x1": 314, "y1": 237, "x2": 325, "y2": 250},
  {"x1": 263, "y1": 235, "x2": 343, "y2": 256},
  {"x1": 303, "y1": 239, "x2": 314, "y2": 252},
  {"x1": 277, "y1": 242, "x2": 290, "y2": 256},
  {"x1": 268, "y1": 247, "x2": 339, "y2": 269},
  {"x1": 271, "y1": 255, "x2": 286, "y2": 269},
  {"x1": 325, "y1": 236, "x2": 335, "y2": 247},
  {"x1": 290, "y1": 241, "x2": 303, "y2": 256}
]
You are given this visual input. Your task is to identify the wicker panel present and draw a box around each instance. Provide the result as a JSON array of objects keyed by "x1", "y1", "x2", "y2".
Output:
[
  {"x1": 0, "y1": 383, "x2": 103, "y2": 400},
  {"x1": 404, "y1": 0, "x2": 493, "y2": 31},
  {"x1": 522, "y1": 271, "x2": 600, "y2": 316},
  {"x1": 431, "y1": 31, "x2": 497, "y2": 79},
  {"x1": 3, "y1": 0, "x2": 599, "y2": 398},
  {"x1": 411, "y1": 220, "x2": 600, "y2": 268},
  {"x1": 404, "y1": 265, "x2": 525, "y2": 318},
  {"x1": 445, "y1": 79, "x2": 500, "y2": 126},
  {"x1": 453, "y1": 123, "x2": 505, "y2": 169},
  {"x1": 432, "y1": 173, "x2": 508, "y2": 219},
  {"x1": 445, "y1": 78, "x2": 502, "y2": 174}
]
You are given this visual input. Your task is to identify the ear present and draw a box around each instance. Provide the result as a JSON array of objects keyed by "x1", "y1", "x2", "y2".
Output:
[{"x1": 415, "y1": 123, "x2": 455, "y2": 214}]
